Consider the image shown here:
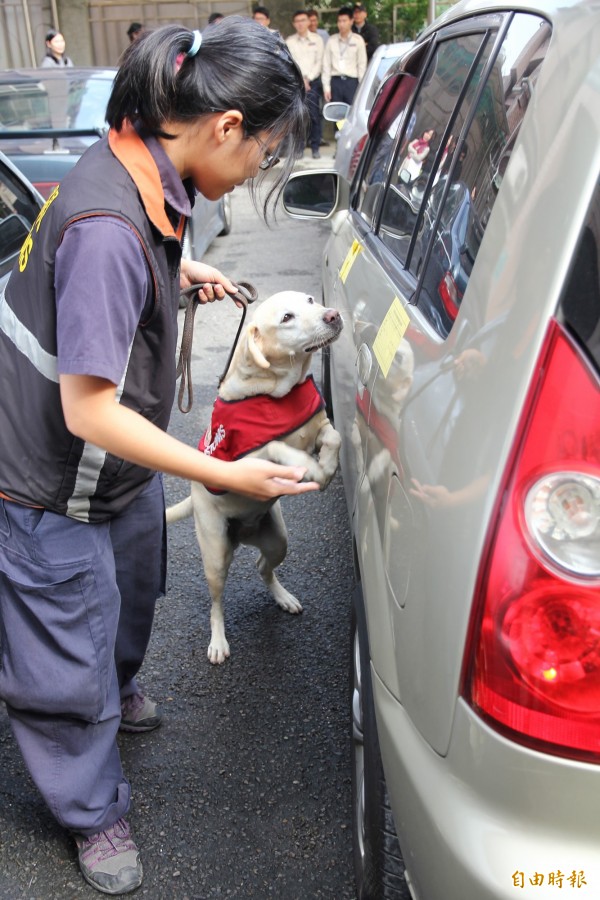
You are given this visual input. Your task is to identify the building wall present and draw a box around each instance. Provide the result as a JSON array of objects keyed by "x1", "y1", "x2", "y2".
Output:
[
  {"x1": 0, "y1": 0, "x2": 53, "y2": 67},
  {"x1": 0, "y1": 0, "x2": 253, "y2": 69}
]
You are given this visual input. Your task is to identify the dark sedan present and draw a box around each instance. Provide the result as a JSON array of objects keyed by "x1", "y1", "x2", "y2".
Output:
[{"x1": 0, "y1": 67, "x2": 231, "y2": 258}]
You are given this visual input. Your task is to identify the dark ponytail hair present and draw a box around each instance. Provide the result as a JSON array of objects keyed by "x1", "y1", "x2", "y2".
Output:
[{"x1": 106, "y1": 19, "x2": 309, "y2": 218}]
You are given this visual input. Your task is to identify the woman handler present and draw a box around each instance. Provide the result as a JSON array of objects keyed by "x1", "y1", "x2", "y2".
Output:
[{"x1": 0, "y1": 20, "x2": 314, "y2": 895}]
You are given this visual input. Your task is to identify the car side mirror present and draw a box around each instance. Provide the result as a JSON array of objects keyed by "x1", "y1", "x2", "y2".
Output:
[
  {"x1": 282, "y1": 171, "x2": 345, "y2": 219},
  {"x1": 323, "y1": 101, "x2": 350, "y2": 123}
]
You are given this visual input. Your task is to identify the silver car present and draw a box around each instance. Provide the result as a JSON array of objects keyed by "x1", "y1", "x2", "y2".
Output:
[{"x1": 283, "y1": 1, "x2": 600, "y2": 898}]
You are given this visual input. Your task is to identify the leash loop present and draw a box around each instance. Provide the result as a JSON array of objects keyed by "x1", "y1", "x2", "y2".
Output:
[{"x1": 176, "y1": 281, "x2": 258, "y2": 414}]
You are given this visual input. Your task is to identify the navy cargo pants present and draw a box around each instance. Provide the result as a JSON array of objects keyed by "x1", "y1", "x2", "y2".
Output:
[{"x1": 0, "y1": 473, "x2": 165, "y2": 836}]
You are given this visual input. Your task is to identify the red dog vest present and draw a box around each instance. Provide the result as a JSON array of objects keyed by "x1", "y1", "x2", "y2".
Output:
[{"x1": 199, "y1": 376, "x2": 325, "y2": 492}]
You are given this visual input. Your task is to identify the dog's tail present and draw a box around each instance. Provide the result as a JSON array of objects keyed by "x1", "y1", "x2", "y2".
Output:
[{"x1": 165, "y1": 496, "x2": 193, "y2": 524}]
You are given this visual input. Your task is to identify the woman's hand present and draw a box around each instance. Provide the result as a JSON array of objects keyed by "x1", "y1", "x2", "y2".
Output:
[
  {"x1": 180, "y1": 260, "x2": 237, "y2": 303},
  {"x1": 212, "y1": 457, "x2": 320, "y2": 500}
]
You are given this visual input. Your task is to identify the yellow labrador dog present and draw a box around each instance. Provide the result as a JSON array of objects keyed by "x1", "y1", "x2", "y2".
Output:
[{"x1": 167, "y1": 291, "x2": 343, "y2": 664}]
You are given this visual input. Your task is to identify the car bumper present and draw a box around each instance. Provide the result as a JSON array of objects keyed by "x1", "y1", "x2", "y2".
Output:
[{"x1": 373, "y1": 669, "x2": 600, "y2": 900}]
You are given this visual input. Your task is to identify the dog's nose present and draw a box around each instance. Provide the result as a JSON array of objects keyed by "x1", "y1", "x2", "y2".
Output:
[{"x1": 323, "y1": 309, "x2": 341, "y2": 324}]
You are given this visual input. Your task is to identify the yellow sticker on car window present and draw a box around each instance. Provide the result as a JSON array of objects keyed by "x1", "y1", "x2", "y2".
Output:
[
  {"x1": 372, "y1": 297, "x2": 410, "y2": 378},
  {"x1": 339, "y1": 239, "x2": 363, "y2": 284}
]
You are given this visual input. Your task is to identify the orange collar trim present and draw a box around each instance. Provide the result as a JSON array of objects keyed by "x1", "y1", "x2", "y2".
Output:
[{"x1": 108, "y1": 122, "x2": 178, "y2": 239}]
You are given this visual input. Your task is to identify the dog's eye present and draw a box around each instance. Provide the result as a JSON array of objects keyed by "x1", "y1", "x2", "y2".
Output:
[
  {"x1": 307, "y1": 296, "x2": 314, "y2": 304},
  {"x1": 281, "y1": 313, "x2": 295, "y2": 323}
]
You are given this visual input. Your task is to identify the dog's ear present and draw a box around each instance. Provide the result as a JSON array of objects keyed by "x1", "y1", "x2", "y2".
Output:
[{"x1": 247, "y1": 324, "x2": 271, "y2": 369}]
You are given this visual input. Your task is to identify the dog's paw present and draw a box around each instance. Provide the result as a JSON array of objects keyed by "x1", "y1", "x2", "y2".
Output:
[
  {"x1": 317, "y1": 469, "x2": 337, "y2": 491},
  {"x1": 273, "y1": 586, "x2": 303, "y2": 615},
  {"x1": 208, "y1": 637, "x2": 230, "y2": 665}
]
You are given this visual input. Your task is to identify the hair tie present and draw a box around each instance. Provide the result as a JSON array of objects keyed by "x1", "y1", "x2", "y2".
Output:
[{"x1": 187, "y1": 30, "x2": 202, "y2": 57}]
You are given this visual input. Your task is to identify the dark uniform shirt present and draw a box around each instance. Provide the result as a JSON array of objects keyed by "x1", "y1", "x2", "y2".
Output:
[{"x1": 352, "y1": 20, "x2": 379, "y2": 60}]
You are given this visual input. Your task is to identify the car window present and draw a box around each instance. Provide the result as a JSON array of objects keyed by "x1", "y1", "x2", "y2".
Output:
[
  {"x1": 413, "y1": 13, "x2": 551, "y2": 336},
  {"x1": 0, "y1": 162, "x2": 40, "y2": 279},
  {"x1": 0, "y1": 79, "x2": 53, "y2": 129},
  {"x1": 377, "y1": 31, "x2": 491, "y2": 266},
  {"x1": 561, "y1": 179, "x2": 600, "y2": 373},
  {"x1": 0, "y1": 74, "x2": 112, "y2": 132},
  {"x1": 69, "y1": 76, "x2": 112, "y2": 130},
  {"x1": 355, "y1": 72, "x2": 420, "y2": 226}
]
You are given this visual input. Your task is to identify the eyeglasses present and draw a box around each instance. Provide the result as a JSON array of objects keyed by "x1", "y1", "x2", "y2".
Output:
[
  {"x1": 253, "y1": 136, "x2": 280, "y2": 171},
  {"x1": 259, "y1": 152, "x2": 280, "y2": 171}
]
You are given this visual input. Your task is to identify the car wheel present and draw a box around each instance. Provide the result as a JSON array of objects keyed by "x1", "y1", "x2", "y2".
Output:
[
  {"x1": 351, "y1": 587, "x2": 409, "y2": 900},
  {"x1": 218, "y1": 193, "x2": 232, "y2": 236}
]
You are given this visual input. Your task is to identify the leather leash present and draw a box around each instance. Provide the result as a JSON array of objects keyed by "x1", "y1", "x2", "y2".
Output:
[{"x1": 175, "y1": 281, "x2": 258, "y2": 414}]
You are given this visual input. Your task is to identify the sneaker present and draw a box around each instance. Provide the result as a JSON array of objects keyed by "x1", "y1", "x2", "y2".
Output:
[
  {"x1": 119, "y1": 693, "x2": 162, "y2": 733},
  {"x1": 312, "y1": 150, "x2": 321, "y2": 159},
  {"x1": 75, "y1": 818, "x2": 142, "y2": 895}
]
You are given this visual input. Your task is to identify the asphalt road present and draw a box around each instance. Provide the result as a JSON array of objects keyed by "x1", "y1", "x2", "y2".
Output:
[{"x1": 0, "y1": 145, "x2": 358, "y2": 899}]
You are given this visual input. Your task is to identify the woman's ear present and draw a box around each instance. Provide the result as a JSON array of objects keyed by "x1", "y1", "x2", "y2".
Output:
[
  {"x1": 215, "y1": 109, "x2": 244, "y2": 143},
  {"x1": 247, "y1": 324, "x2": 270, "y2": 369}
]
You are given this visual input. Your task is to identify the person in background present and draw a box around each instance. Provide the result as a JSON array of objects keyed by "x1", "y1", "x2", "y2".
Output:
[
  {"x1": 0, "y1": 20, "x2": 313, "y2": 896},
  {"x1": 322, "y1": 6, "x2": 367, "y2": 103},
  {"x1": 208, "y1": 12, "x2": 224, "y2": 24},
  {"x1": 286, "y1": 9, "x2": 324, "y2": 159},
  {"x1": 307, "y1": 8, "x2": 329, "y2": 44},
  {"x1": 253, "y1": 5, "x2": 277, "y2": 32},
  {"x1": 352, "y1": 3, "x2": 379, "y2": 61},
  {"x1": 40, "y1": 29, "x2": 73, "y2": 66},
  {"x1": 126, "y1": 22, "x2": 144, "y2": 43}
]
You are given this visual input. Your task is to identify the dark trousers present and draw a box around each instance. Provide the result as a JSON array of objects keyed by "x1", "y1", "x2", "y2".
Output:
[
  {"x1": 331, "y1": 75, "x2": 359, "y2": 105},
  {"x1": 306, "y1": 77, "x2": 323, "y2": 152},
  {"x1": 0, "y1": 473, "x2": 166, "y2": 834}
]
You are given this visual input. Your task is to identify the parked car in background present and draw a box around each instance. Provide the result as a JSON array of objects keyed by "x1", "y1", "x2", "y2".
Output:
[
  {"x1": 0, "y1": 149, "x2": 43, "y2": 292},
  {"x1": 323, "y1": 41, "x2": 413, "y2": 183},
  {"x1": 0, "y1": 68, "x2": 231, "y2": 265},
  {"x1": 283, "y1": 1, "x2": 600, "y2": 898}
]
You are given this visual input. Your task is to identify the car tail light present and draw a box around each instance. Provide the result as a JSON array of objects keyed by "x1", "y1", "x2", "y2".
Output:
[
  {"x1": 33, "y1": 181, "x2": 59, "y2": 200},
  {"x1": 348, "y1": 134, "x2": 367, "y2": 181},
  {"x1": 438, "y1": 271, "x2": 461, "y2": 320},
  {"x1": 463, "y1": 319, "x2": 600, "y2": 760}
]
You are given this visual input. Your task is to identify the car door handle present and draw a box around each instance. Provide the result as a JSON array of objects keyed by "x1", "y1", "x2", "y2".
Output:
[{"x1": 356, "y1": 343, "x2": 372, "y2": 386}]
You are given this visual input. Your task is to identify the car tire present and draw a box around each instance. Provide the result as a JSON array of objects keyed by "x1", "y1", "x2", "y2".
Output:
[
  {"x1": 218, "y1": 193, "x2": 232, "y2": 236},
  {"x1": 351, "y1": 586, "x2": 409, "y2": 900}
]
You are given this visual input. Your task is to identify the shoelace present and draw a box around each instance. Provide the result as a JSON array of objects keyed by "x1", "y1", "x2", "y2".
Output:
[
  {"x1": 121, "y1": 694, "x2": 144, "y2": 717},
  {"x1": 80, "y1": 820, "x2": 134, "y2": 859}
]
